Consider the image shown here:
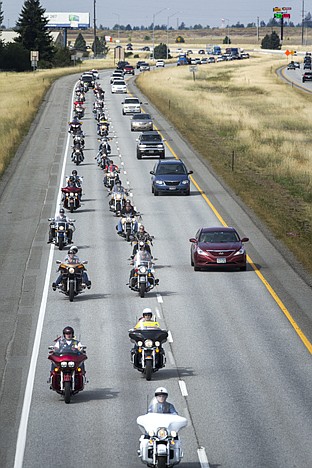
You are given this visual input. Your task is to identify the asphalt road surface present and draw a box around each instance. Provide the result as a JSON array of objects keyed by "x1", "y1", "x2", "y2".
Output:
[{"x1": 0, "y1": 67, "x2": 311, "y2": 468}]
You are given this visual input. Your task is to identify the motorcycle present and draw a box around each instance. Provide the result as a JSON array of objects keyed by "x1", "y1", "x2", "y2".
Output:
[
  {"x1": 48, "y1": 218, "x2": 75, "y2": 250},
  {"x1": 98, "y1": 137, "x2": 111, "y2": 156},
  {"x1": 74, "y1": 105, "x2": 85, "y2": 120},
  {"x1": 71, "y1": 145, "x2": 84, "y2": 165},
  {"x1": 97, "y1": 122, "x2": 109, "y2": 137},
  {"x1": 73, "y1": 133, "x2": 85, "y2": 149},
  {"x1": 119, "y1": 214, "x2": 139, "y2": 242},
  {"x1": 129, "y1": 250, "x2": 158, "y2": 297},
  {"x1": 109, "y1": 188, "x2": 128, "y2": 215},
  {"x1": 68, "y1": 122, "x2": 82, "y2": 136},
  {"x1": 137, "y1": 413, "x2": 187, "y2": 467},
  {"x1": 129, "y1": 328, "x2": 168, "y2": 380},
  {"x1": 48, "y1": 342, "x2": 87, "y2": 404},
  {"x1": 54, "y1": 259, "x2": 89, "y2": 302},
  {"x1": 62, "y1": 186, "x2": 82, "y2": 213},
  {"x1": 104, "y1": 169, "x2": 120, "y2": 190}
]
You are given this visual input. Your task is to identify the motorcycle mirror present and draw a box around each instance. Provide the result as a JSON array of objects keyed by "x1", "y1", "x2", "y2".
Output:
[
  {"x1": 82, "y1": 261, "x2": 88, "y2": 265},
  {"x1": 150, "y1": 171, "x2": 155, "y2": 175},
  {"x1": 56, "y1": 260, "x2": 61, "y2": 264},
  {"x1": 69, "y1": 219, "x2": 76, "y2": 222},
  {"x1": 48, "y1": 218, "x2": 52, "y2": 221}
]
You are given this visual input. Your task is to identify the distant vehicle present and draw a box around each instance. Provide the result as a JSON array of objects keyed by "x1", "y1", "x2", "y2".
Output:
[
  {"x1": 80, "y1": 73, "x2": 95, "y2": 88},
  {"x1": 155, "y1": 60, "x2": 165, "y2": 67},
  {"x1": 302, "y1": 71, "x2": 312, "y2": 82},
  {"x1": 130, "y1": 113, "x2": 153, "y2": 132},
  {"x1": 111, "y1": 80, "x2": 127, "y2": 94},
  {"x1": 177, "y1": 55, "x2": 189, "y2": 66},
  {"x1": 126, "y1": 45, "x2": 133, "y2": 51},
  {"x1": 139, "y1": 62, "x2": 150, "y2": 71},
  {"x1": 124, "y1": 65, "x2": 135, "y2": 75},
  {"x1": 207, "y1": 56, "x2": 216, "y2": 63},
  {"x1": 206, "y1": 45, "x2": 222, "y2": 55},
  {"x1": 150, "y1": 159, "x2": 193, "y2": 196},
  {"x1": 186, "y1": 49, "x2": 193, "y2": 54},
  {"x1": 240, "y1": 52, "x2": 250, "y2": 59},
  {"x1": 122, "y1": 97, "x2": 141, "y2": 115},
  {"x1": 141, "y1": 46, "x2": 150, "y2": 51},
  {"x1": 136, "y1": 131, "x2": 165, "y2": 159},
  {"x1": 176, "y1": 48, "x2": 183, "y2": 53},
  {"x1": 304, "y1": 62, "x2": 311, "y2": 70},
  {"x1": 136, "y1": 60, "x2": 146, "y2": 69},
  {"x1": 189, "y1": 227, "x2": 249, "y2": 271},
  {"x1": 198, "y1": 49, "x2": 205, "y2": 54},
  {"x1": 287, "y1": 62, "x2": 296, "y2": 70},
  {"x1": 90, "y1": 69, "x2": 99, "y2": 79},
  {"x1": 110, "y1": 71, "x2": 124, "y2": 84},
  {"x1": 293, "y1": 61, "x2": 300, "y2": 68},
  {"x1": 117, "y1": 60, "x2": 130, "y2": 70},
  {"x1": 200, "y1": 58, "x2": 208, "y2": 64}
]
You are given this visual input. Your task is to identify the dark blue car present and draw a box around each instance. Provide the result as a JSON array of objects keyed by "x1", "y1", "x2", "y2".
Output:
[{"x1": 150, "y1": 159, "x2": 193, "y2": 196}]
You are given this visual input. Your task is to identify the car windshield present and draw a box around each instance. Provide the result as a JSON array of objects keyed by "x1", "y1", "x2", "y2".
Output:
[
  {"x1": 156, "y1": 163, "x2": 186, "y2": 175},
  {"x1": 141, "y1": 134, "x2": 161, "y2": 142},
  {"x1": 113, "y1": 81, "x2": 125, "y2": 85},
  {"x1": 125, "y1": 99, "x2": 139, "y2": 104},
  {"x1": 199, "y1": 231, "x2": 239, "y2": 243},
  {"x1": 133, "y1": 114, "x2": 151, "y2": 120}
]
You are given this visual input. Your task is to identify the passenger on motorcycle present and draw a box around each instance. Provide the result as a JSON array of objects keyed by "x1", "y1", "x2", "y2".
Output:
[
  {"x1": 48, "y1": 208, "x2": 74, "y2": 244},
  {"x1": 117, "y1": 200, "x2": 138, "y2": 234},
  {"x1": 52, "y1": 246, "x2": 91, "y2": 290},
  {"x1": 132, "y1": 225, "x2": 153, "y2": 257},
  {"x1": 148, "y1": 388, "x2": 178, "y2": 415}
]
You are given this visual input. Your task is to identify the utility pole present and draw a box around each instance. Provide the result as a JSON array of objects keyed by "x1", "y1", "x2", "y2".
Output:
[
  {"x1": 302, "y1": 0, "x2": 305, "y2": 46},
  {"x1": 257, "y1": 16, "x2": 259, "y2": 41},
  {"x1": 93, "y1": 0, "x2": 97, "y2": 57}
]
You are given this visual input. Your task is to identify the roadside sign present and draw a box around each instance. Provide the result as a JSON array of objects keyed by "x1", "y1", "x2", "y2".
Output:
[
  {"x1": 189, "y1": 65, "x2": 198, "y2": 72},
  {"x1": 283, "y1": 13, "x2": 291, "y2": 19},
  {"x1": 285, "y1": 50, "x2": 291, "y2": 56},
  {"x1": 30, "y1": 50, "x2": 39, "y2": 61},
  {"x1": 282, "y1": 7, "x2": 292, "y2": 10},
  {"x1": 274, "y1": 13, "x2": 283, "y2": 18},
  {"x1": 273, "y1": 7, "x2": 282, "y2": 11}
]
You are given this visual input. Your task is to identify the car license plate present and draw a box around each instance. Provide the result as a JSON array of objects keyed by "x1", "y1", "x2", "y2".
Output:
[
  {"x1": 148, "y1": 150, "x2": 155, "y2": 154},
  {"x1": 217, "y1": 258, "x2": 226, "y2": 263},
  {"x1": 169, "y1": 187, "x2": 176, "y2": 190}
]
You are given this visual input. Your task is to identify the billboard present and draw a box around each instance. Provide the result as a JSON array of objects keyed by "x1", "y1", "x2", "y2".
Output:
[{"x1": 45, "y1": 12, "x2": 90, "y2": 29}]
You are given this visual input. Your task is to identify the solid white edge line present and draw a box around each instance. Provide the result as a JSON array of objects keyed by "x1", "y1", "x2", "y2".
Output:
[
  {"x1": 167, "y1": 350, "x2": 175, "y2": 366},
  {"x1": 179, "y1": 380, "x2": 188, "y2": 396},
  {"x1": 197, "y1": 447, "x2": 210, "y2": 468},
  {"x1": 156, "y1": 293, "x2": 163, "y2": 303},
  {"x1": 168, "y1": 330, "x2": 173, "y2": 343},
  {"x1": 155, "y1": 307, "x2": 161, "y2": 319},
  {"x1": 13, "y1": 82, "x2": 76, "y2": 468}
]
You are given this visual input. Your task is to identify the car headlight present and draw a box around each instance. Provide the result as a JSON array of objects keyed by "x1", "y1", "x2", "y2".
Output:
[
  {"x1": 234, "y1": 247, "x2": 245, "y2": 256},
  {"x1": 157, "y1": 428, "x2": 168, "y2": 440},
  {"x1": 144, "y1": 339, "x2": 153, "y2": 348},
  {"x1": 139, "y1": 266, "x2": 147, "y2": 274},
  {"x1": 69, "y1": 267, "x2": 75, "y2": 274},
  {"x1": 137, "y1": 341, "x2": 143, "y2": 346},
  {"x1": 155, "y1": 180, "x2": 165, "y2": 185},
  {"x1": 181, "y1": 180, "x2": 189, "y2": 185},
  {"x1": 197, "y1": 248, "x2": 209, "y2": 256},
  {"x1": 140, "y1": 144, "x2": 147, "y2": 148},
  {"x1": 68, "y1": 362, "x2": 75, "y2": 368},
  {"x1": 157, "y1": 145, "x2": 163, "y2": 148},
  {"x1": 61, "y1": 362, "x2": 67, "y2": 368},
  {"x1": 155, "y1": 341, "x2": 160, "y2": 346}
]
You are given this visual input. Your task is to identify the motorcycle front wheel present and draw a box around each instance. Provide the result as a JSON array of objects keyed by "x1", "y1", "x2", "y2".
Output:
[
  {"x1": 145, "y1": 360, "x2": 152, "y2": 381},
  {"x1": 58, "y1": 238, "x2": 64, "y2": 251},
  {"x1": 69, "y1": 282, "x2": 75, "y2": 302},
  {"x1": 156, "y1": 456, "x2": 166, "y2": 468},
  {"x1": 139, "y1": 283, "x2": 146, "y2": 298},
  {"x1": 64, "y1": 381, "x2": 71, "y2": 404},
  {"x1": 126, "y1": 231, "x2": 131, "y2": 242}
]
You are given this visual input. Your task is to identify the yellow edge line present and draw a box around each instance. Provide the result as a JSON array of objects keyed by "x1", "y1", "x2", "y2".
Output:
[{"x1": 162, "y1": 131, "x2": 312, "y2": 354}]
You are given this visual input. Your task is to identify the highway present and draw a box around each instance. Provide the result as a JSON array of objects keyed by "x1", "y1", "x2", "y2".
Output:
[{"x1": 0, "y1": 68, "x2": 312, "y2": 468}]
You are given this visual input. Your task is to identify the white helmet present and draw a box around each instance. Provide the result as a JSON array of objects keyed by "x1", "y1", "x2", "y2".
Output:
[
  {"x1": 142, "y1": 308, "x2": 152, "y2": 316},
  {"x1": 155, "y1": 387, "x2": 168, "y2": 396}
]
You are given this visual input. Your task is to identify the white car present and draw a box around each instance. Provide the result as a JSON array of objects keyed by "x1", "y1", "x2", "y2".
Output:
[
  {"x1": 122, "y1": 97, "x2": 141, "y2": 115},
  {"x1": 111, "y1": 80, "x2": 127, "y2": 94},
  {"x1": 90, "y1": 69, "x2": 99, "y2": 79},
  {"x1": 155, "y1": 60, "x2": 165, "y2": 67}
]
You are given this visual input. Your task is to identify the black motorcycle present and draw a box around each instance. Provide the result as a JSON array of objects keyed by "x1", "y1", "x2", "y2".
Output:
[{"x1": 129, "y1": 328, "x2": 168, "y2": 381}]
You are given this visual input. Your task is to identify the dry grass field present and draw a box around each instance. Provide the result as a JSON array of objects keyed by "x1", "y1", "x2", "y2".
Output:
[{"x1": 136, "y1": 54, "x2": 312, "y2": 274}]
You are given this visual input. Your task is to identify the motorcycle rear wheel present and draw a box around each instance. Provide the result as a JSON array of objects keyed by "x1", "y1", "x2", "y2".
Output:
[
  {"x1": 145, "y1": 360, "x2": 152, "y2": 381},
  {"x1": 156, "y1": 456, "x2": 167, "y2": 468},
  {"x1": 70, "y1": 205, "x2": 74, "y2": 213},
  {"x1": 139, "y1": 283, "x2": 146, "y2": 298},
  {"x1": 69, "y1": 282, "x2": 75, "y2": 302},
  {"x1": 64, "y1": 381, "x2": 71, "y2": 404}
]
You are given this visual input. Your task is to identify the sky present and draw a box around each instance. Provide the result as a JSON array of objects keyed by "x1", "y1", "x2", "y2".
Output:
[{"x1": 1, "y1": 1, "x2": 305, "y2": 30}]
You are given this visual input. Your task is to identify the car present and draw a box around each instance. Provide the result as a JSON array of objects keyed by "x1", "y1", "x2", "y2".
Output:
[
  {"x1": 198, "y1": 49, "x2": 205, "y2": 54},
  {"x1": 111, "y1": 80, "x2": 127, "y2": 93},
  {"x1": 110, "y1": 70, "x2": 124, "y2": 83},
  {"x1": 304, "y1": 62, "x2": 312, "y2": 70},
  {"x1": 141, "y1": 46, "x2": 150, "y2": 51},
  {"x1": 207, "y1": 56, "x2": 216, "y2": 63},
  {"x1": 117, "y1": 60, "x2": 130, "y2": 70},
  {"x1": 240, "y1": 52, "x2": 250, "y2": 59},
  {"x1": 293, "y1": 61, "x2": 300, "y2": 68},
  {"x1": 130, "y1": 113, "x2": 153, "y2": 132},
  {"x1": 126, "y1": 45, "x2": 133, "y2": 51},
  {"x1": 287, "y1": 62, "x2": 296, "y2": 70},
  {"x1": 136, "y1": 131, "x2": 165, "y2": 159},
  {"x1": 136, "y1": 60, "x2": 146, "y2": 69},
  {"x1": 302, "y1": 72, "x2": 312, "y2": 82},
  {"x1": 150, "y1": 159, "x2": 193, "y2": 196},
  {"x1": 189, "y1": 226, "x2": 249, "y2": 271},
  {"x1": 155, "y1": 60, "x2": 165, "y2": 67},
  {"x1": 122, "y1": 97, "x2": 142, "y2": 115},
  {"x1": 80, "y1": 73, "x2": 95, "y2": 88},
  {"x1": 139, "y1": 62, "x2": 150, "y2": 71},
  {"x1": 90, "y1": 69, "x2": 99, "y2": 79},
  {"x1": 186, "y1": 49, "x2": 193, "y2": 54},
  {"x1": 176, "y1": 48, "x2": 183, "y2": 53},
  {"x1": 200, "y1": 58, "x2": 208, "y2": 64},
  {"x1": 124, "y1": 65, "x2": 135, "y2": 75}
]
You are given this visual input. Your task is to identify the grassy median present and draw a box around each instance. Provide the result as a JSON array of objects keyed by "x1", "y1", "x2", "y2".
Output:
[{"x1": 136, "y1": 55, "x2": 312, "y2": 275}]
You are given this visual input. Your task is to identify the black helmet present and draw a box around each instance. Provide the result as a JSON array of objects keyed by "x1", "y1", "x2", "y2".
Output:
[
  {"x1": 59, "y1": 208, "x2": 65, "y2": 215},
  {"x1": 72, "y1": 170, "x2": 78, "y2": 176},
  {"x1": 68, "y1": 245, "x2": 78, "y2": 254},
  {"x1": 63, "y1": 326, "x2": 74, "y2": 336}
]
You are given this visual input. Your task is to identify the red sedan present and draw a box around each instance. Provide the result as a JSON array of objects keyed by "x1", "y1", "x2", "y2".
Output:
[{"x1": 189, "y1": 227, "x2": 249, "y2": 271}]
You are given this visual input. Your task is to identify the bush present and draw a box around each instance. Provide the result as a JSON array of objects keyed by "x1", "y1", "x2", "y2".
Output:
[
  {"x1": 175, "y1": 36, "x2": 185, "y2": 43},
  {"x1": 144, "y1": 35, "x2": 151, "y2": 41},
  {"x1": 223, "y1": 36, "x2": 231, "y2": 44}
]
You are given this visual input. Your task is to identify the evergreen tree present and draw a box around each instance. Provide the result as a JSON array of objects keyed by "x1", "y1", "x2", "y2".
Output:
[
  {"x1": 0, "y1": 1, "x2": 4, "y2": 29},
  {"x1": 261, "y1": 31, "x2": 281, "y2": 50},
  {"x1": 154, "y1": 43, "x2": 169, "y2": 59},
  {"x1": 15, "y1": 0, "x2": 54, "y2": 63},
  {"x1": 52, "y1": 46, "x2": 73, "y2": 67},
  {"x1": 74, "y1": 32, "x2": 87, "y2": 52},
  {"x1": 92, "y1": 36, "x2": 108, "y2": 55},
  {"x1": 0, "y1": 42, "x2": 31, "y2": 71}
]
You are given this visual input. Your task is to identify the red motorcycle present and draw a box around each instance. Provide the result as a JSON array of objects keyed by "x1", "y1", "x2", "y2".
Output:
[
  {"x1": 61, "y1": 186, "x2": 82, "y2": 212},
  {"x1": 48, "y1": 342, "x2": 87, "y2": 404}
]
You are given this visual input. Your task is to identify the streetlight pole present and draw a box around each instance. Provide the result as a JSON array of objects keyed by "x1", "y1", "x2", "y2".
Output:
[
  {"x1": 113, "y1": 13, "x2": 120, "y2": 42},
  {"x1": 152, "y1": 7, "x2": 168, "y2": 61},
  {"x1": 224, "y1": 18, "x2": 230, "y2": 44},
  {"x1": 167, "y1": 11, "x2": 180, "y2": 60},
  {"x1": 93, "y1": 0, "x2": 97, "y2": 57}
]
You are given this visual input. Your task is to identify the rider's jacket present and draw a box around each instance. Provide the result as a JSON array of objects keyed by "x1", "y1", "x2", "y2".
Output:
[{"x1": 148, "y1": 399, "x2": 178, "y2": 415}]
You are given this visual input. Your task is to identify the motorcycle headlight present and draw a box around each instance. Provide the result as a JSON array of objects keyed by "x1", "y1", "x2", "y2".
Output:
[
  {"x1": 68, "y1": 362, "x2": 75, "y2": 368},
  {"x1": 234, "y1": 247, "x2": 245, "y2": 256},
  {"x1": 137, "y1": 341, "x2": 143, "y2": 347},
  {"x1": 171, "y1": 431, "x2": 177, "y2": 437},
  {"x1": 116, "y1": 194, "x2": 121, "y2": 200},
  {"x1": 157, "y1": 428, "x2": 168, "y2": 440},
  {"x1": 60, "y1": 362, "x2": 67, "y2": 368},
  {"x1": 70, "y1": 192, "x2": 74, "y2": 196},
  {"x1": 148, "y1": 430, "x2": 155, "y2": 437},
  {"x1": 144, "y1": 339, "x2": 153, "y2": 348},
  {"x1": 69, "y1": 267, "x2": 75, "y2": 274},
  {"x1": 59, "y1": 226, "x2": 64, "y2": 231},
  {"x1": 155, "y1": 341, "x2": 160, "y2": 347},
  {"x1": 139, "y1": 266, "x2": 147, "y2": 274}
]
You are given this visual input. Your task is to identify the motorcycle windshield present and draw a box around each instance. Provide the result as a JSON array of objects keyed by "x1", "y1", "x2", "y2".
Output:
[
  {"x1": 55, "y1": 222, "x2": 67, "y2": 229},
  {"x1": 134, "y1": 251, "x2": 152, "y2": 267},
  {"x1": 129, "y1": 328, "x2": 168, "y2": 343},
  {"x1": 137, "y1": 414, "x2": 188, "y2": 435},
  {"x1": 53, "y1": 343, "x2": 82, "y2": 355}
]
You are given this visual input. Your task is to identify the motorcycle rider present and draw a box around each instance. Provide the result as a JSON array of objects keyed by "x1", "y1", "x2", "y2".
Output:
[
  {"x1": 70, "y1": 170, "x2": 82, "y2": 188},
  {"x1": 68, "y1": 115, "x2": 82, "y2": 134},
  {"x1": 129, "y1": 244, "x2": 159, "y2": 286},
  {"x1": 52, "y1": 246, "x2": 91, "y2": 290},
  {"x1": 49, "y1": 326, "x2": 86, "y2": 376},
  {"x1": 117, "y1": 200, "x2": 138, "y2": 235},
  {"x1": 134, "y1": 308, "x2": 160, "y2": 329},
  {"x1": 148, "y1": 388, "x2": 178, "y2": 415},
  {"x1": 132, "y1": 225, "x2": 153, "y2": 258},
  {"x1": 47, "y1": 208, "x2": 74, "y2": 244},
  {"x1": 103, "y1": 159, "x2": 119, "y2": 187}
]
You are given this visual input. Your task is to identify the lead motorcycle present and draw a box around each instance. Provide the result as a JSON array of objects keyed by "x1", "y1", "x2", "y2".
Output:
[
  {"x1": 129, "y1": 250, "x2": 159, "y2": 297},
  {"x1": 54, "y1": 260, "x2": 89, "y2": 302},
  {"x1": 48, "y1": 342, "x2": 87, "y2": 404},
  {"x1": 129, "y1": 327, "x2": 168, "y2": 380},
  {"x1": 137, "y1": 413, "x2": 187, "y2": 467},
  {"x1": 62, "y1": 186, "x2": 82, "y2": 213}
]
